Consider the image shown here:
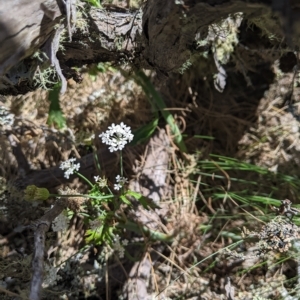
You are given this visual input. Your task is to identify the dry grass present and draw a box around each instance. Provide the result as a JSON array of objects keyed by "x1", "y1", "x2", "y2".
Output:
[{"x1": 1, "y1": 52, "x2": 300, "y2": 300}]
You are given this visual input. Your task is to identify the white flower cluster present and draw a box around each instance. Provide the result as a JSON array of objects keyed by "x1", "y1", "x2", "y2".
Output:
[
  {"x1": 114, "y1": 175, "x2": 128, "y2": 191},
  {"x1": 94, "y1": 175, "x2": 107, "y2": 188},
  {"x1": 113, "y1": 235, "x2": 129, "y2": 258},
  {"x1": 59, "y1": 158, "x2": 80, "y2": 179},
  {"x1": 99, "y1": 122, "x2": 133, "y2": 152},
  {"x1": 0, "y1": 106, "x2": 14, "y2": 128},
  {"x1": 52, "y1": 212, "x2": 70, "y2": 232}
]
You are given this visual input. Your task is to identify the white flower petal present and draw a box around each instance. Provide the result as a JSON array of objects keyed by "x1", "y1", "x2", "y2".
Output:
[{"x1": 98, "y1": 122, "x2": 134, "y2": 152}]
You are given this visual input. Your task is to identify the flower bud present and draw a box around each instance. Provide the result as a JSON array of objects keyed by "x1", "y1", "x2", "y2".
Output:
[{"x1": 24, "y1": 185, "x2": 50, "y2": 201}]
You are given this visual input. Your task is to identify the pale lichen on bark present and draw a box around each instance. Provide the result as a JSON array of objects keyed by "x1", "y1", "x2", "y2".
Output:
[{"x1": 0, "y1": 0, "x2": 299, "y2": 95}]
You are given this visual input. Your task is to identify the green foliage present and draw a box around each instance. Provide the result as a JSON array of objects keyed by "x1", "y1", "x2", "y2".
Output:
[
  {"x1": 126, "y1": 190, "x2": 161, "y2": 210},
  {"x1": 86, "y1": 224, "x2": 114, "y2": 244},
  {"x1": 196, "y1": 154, "x2": 300, "y2": 218},
  {"x1": 83, "y1": 0, "x2": 102, "y2": 8},
  {"x1": 84, "y1": 183, "x2": 165, "y2": 246},
  {"x1": 88, "y1": 62, "x2": 114, "y2": 81},
  {"x1": 47, "y1": 83, "x2": 66, "y2": 129},
  {"x1": 52, "y1": 122, "x2": 172, "y2": 249},
  {"x1": 130, "y1": 117, "x2": 159, "y2": 146},
  {"x1": 134, "y1": 70, "x2": 187, "y2": 153}
]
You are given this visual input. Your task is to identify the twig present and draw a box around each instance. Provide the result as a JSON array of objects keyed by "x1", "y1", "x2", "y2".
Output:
[
  {"x1": 0, "y1": 285, "x2": 28, "y2": 299},
  {"x1": 11, "y1": 147, "x2": 117, "y2": 190},
  {"x1": 29, "y1": 200, "x2": 66, "y2": 300},
  {"x1": 50, "y1": 24, "x2": 67, "y2": 94},
  {"x1": 62, "y1": 0, "x2": 77, "y2": 41}
]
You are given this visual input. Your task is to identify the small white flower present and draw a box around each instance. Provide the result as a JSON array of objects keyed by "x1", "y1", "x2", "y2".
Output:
[
  {"x1": 114, "y1": 183, "x2": 122, "y2": 191},
  {"x1": 114, "y1": 175, "x2": 128, "y2": 190},
  {"x1": 59, "y1": 158, "x2": 80, "y2": 179},
  {"x1": 116, "y1": 175, "x2": 128, "y2": 185},
  {"x1": 122, "y1": 239, "x2": 129, "y2": 246},
  {"x1": 118, "y1": 248, "x2": 125, "y2": 259},
  {"x1": 99, "y1": 122, "x2": 134, "y2": 152},
  {"x1": 94, "y1": 176, "x2": 107, "y2": 188},
  {"x1": 52, "y1": 212, "x2": 70, "y2": 232},
  {"x1": 114, "y1": 235, "x2": 121, "y2": 243},
  {"x1": 113, "y1": 235, "x2": 126, "y2": 258}
]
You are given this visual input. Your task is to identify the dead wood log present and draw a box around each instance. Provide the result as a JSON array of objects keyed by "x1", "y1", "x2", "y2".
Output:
[
  {"x1": 11, "y1": 146, "x2": 117, "y2": 191},
  {"x1": 1, "y1": 0, "x2": 298, "y2": 95},
  {"x1": 122, "y1": 129, "x2": 170, "y2": 299}
]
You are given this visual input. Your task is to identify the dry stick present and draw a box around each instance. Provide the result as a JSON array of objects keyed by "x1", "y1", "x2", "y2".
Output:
[
  {"x1": 12, "y1": 147, "x2": 117, "y2": 190},
  {"x1": 62, "y1": 0, "x2": 76, "y2": 42},
  {"x1": 9, "y1": 149, "x2": 116, "y2": 300},
  {"x1": 7, "y1": 143, "x2": 115, "y2": 299},
  {"x1": 45, "y1": 24, "x2": 67, "y2": 94},
  {"x1": 226, "y1": 192, "x2": 266, "y2": 224},
  {"x1": 7, "y1": 140, "x2": 114, "y2": 299},
  {"x1": 30, "y1": 200, "x2": 66, "y2": 300},
  {"x1": 0, "y1": 286, "x2": 28, "y2": 299}
]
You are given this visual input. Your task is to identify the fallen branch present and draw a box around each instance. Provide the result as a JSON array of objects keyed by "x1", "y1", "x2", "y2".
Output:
[
  {"x1": 122, "y1": 129, "x2": 171, "y2": 299},
  {"x1": 11, "y1": 147, "x2": 117, "y2": 191},
  {"x1": 29, "y1": 200, "x2": 66, "y2": 300},
  {"x1": 0, "y1": 0, "x2": 291, "y2": 95}
]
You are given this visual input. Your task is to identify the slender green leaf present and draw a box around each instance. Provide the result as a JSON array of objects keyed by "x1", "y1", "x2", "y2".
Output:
[{"x1": 130, "y1": 117, "x2": 159, "y2": 145}]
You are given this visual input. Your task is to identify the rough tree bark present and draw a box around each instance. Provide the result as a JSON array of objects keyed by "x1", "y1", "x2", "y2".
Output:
[{"x1": 1, "y1": 0, "x2": 300, "y2": 95}]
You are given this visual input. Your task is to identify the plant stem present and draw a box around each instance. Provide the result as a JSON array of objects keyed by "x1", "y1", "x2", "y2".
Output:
[
  {"x1": 75, "y1": 171, "x2": 94, "y2": 188},
  {"x1": 120, "y1": 150, "x2": 123, "y2": 177},
  {"x1": 50, "y1": 194, "x2": 114, "y2": 200},
  {"x1": 134, "y1": 70, "x2": 187, "y2": 153},
  {"x1": 119, "y1": 220, "x2": 173, "y2": 242}
]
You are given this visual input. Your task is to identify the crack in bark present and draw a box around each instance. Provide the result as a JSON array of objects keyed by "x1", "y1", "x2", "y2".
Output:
[{"x1": 0, "y1": 0, "x2": 299, "y2": 95}]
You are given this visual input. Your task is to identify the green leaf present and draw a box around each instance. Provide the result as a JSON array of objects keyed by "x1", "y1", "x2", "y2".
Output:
[
  {"x1": 134, "y1": 70, "x2": 187, "y2": 153},
  {"x1": 88, "y1": 63, "x2": 111, "y2": 81},
  {"x1": 130, "y1": 118, "x2": 159, "y2": 146},
  {"x1": 85, "y1": 227, "x2": 103, "y2": 243},
  {"x1": 120, "y1": 195, "x2": 132, "y2": 205},
  {"x1": 126, "y1": 190, "x2": 161, "y2": 210},
  {"x1": 84, "y1": 0, "x2": 102, "y2": 8},
  {"x1": 47, "y1": 83, "x2": 66, "y2": 129}
]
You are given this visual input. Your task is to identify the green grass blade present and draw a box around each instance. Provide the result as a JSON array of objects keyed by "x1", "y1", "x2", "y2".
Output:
[
  {"x1": 47, "y1": 83, "x2": 66, "y2": 129},
  {"x1": 134, "y1": 70, "x2": 187, "y2": 153}
]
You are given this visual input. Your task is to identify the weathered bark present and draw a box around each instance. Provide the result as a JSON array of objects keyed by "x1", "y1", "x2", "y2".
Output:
[
  {"x1": 0, "y1": 0, "x2": 299, "y2": 95},
  {"x1": 122, "y1": 129, "x2": 170, "y2": 299},
  {"x1": 30, "y1": 201, "x2": 65, "y2": 300},
  {"x1": 11, "y1": 147, "x2": 117, "y2": 191}
]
